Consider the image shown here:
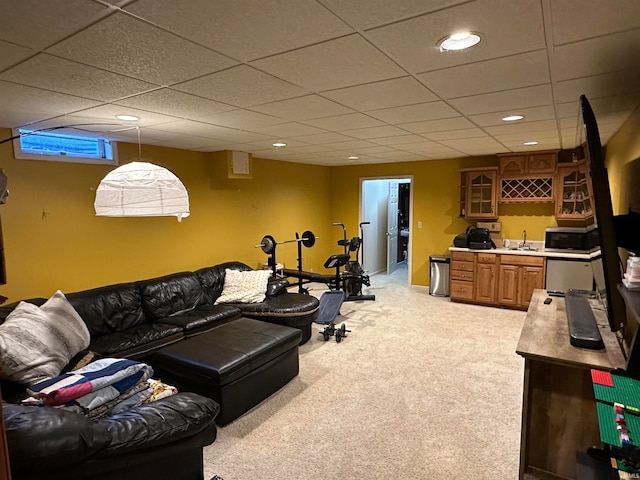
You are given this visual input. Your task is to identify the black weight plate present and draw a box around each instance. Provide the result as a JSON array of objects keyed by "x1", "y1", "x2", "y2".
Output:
[
  {"x1": 260, "y1": 235, "x2": 276, "y2": 254},
  {"x1": 301, "y1": 230, "x2": 316, "y2": 248}
]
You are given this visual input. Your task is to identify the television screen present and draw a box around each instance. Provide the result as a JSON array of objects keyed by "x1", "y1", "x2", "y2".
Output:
[{"x1": 579, "y1": 94, "x2": 626, "y2": 332}]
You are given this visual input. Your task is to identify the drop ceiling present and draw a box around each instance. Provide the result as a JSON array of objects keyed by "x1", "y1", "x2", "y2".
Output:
[{"x1": 1, "y1": 0, "x2": 639, "y2": 166}]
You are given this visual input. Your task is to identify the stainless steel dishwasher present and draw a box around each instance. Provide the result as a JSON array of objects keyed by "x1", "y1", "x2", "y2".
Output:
[{"x1": 429, "y1": 256, "x2": 450, "y2": 297}]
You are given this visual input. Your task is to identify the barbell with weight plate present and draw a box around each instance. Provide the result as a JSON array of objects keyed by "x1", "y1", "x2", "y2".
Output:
[{"x1": 254, "y1": 230, "x2": 316, "y2": 255}]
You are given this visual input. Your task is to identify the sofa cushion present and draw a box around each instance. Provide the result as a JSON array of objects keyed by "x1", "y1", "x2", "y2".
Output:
[
  {"x1": 137, "y1": 272, "x2": 207, "y2": 321},
  {"x1": 216, "y1": 268, "x2": 272, "y2": 304},
  {"x1": 0, "y1": 291, "x2": 90, "y2": 385},
  {"x1": 195, "y1": 261, "x2": 253, "y2": 304},
  {"x1": 66, "y1": 283, "x2": 146, "y2": 337},
  {"x1": 89, "y1": 323, "x2": 183, "y2": 358},
  {"x1": 157, "y1": 304, "x2": 241, "y2": 337}
]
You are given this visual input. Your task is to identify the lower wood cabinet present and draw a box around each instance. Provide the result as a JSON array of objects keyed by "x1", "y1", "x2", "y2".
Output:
[
  {"x1": 450, "y1": 251, "x2": 545, "y2": 310},
  {"x1": 474, "y1": 253, "x2": 497, "y2": 303}
]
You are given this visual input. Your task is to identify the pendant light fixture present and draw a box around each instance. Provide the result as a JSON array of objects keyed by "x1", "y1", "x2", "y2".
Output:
[{"x1": 94, "y1": 127, "x2": 190, "y2": 222}]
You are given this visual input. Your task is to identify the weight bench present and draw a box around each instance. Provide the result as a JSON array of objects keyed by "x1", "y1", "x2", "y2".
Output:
[{"x1": 146, "y1": 317, "x2": 301, "y2": 425}]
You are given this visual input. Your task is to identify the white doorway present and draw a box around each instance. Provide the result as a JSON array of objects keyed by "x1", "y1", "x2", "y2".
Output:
[{"x1": 360, "y1": 177, "x2": 413, "y2": 285}]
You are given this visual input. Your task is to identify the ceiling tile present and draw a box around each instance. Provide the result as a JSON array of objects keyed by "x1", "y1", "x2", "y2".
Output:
[
  {"x1": 303, "y1": 113, "x2": 384, "y2": 131},
  {"x1": 115, "y1": 88, "x2": 236, "y2": 121},
  {"x1": 424, "y1": 128, "x2": 489, "y2": 141},
  {"x1": 556, "y1": 94, "x2": 640, "y2": 118},
  {"x1": 247, "y1": 139, "x2": 310, "y2": 149},
  {"x1": 250, "y1": 122, "x2": 326, "y2": 138},
  {"x1": 398, "y1": 117, "x2": 475, "y2": 134},
  {"x1": 340, "y1": 125, "x2": 411, "y2": 140},
  {"x1": 321, "y1": 140, "x2": 379, "y2": 150},
  {"x1": 250, "y1": 34, "x2": 405, "y2": 92},
  {"x1": 469, "y1": 105, "x2": 556, "y2": 126},
  {"x1": 319, "y1": 0, "x2": 468, "y2": 30},
  {"x1": 0, "y1": 54, "x2": 158, "y2": 101},
  {"x1": 550, "y1": 0, "x2": 640, "y2": 45},
  {"x1": 418, "y1": 50, "x2": 550, "y2": 99},
  {"x1": 366, "y1": 0, "x2": 546, "y2": 73},
  {"x1": 252, "y1": 95, "x2": 354, "y2": 121},
  {"x1": 449, "y1": 85, "x2": 553, "y2": 115},
  {"x1": 551, "y1": 29, "x2": 640, "y2": 83},
  {"x1": 0, "y1": 40, "x2": 35, "y2": 71},
  {"x1": 149, "y1": 120, "x2": 271, "y2": 143},
  {"x1": 64, "y1": 104, "x2": 182, "y2": 127},
  {"x1": 400, "y1": 143, "x2": 462, "y2": 155},
  {"x1": 292, "y1": 132, "x2": 355, "y2": 144},
  {"x1": 201, "y1": 110, "x2": 285, "y2": 129},
  {"x1": 173, "y1": 65, "x2": 308, "y2": 108},
  {"x1": 370, "y1": 134, "x2": 427, "y2": 146},
  {"x1": 321, "y1": 76, "x2": 438, "y2": 111},
  {"x1": 554, "y1": 70, "x2": 640, "y2": 104},
  {"x1": 0, "y1": 0, "x2": 108, "y2": 49},
  {"x1": 484, "y1": 119, "x2": 559, "y2": 136},
  {"x1": 0, "y1": 81, "x2": 101, "y2": 128},
  {"x1": 367, "y1": 101, "x2": 459, "y2": 124},
  {"x1": 370, "y1": 151, "x2": 426, "y2": 161},
  {"x1": 283, "y1": 146, "x2": 335, "y2": 155},
  {"x1": 126, "y1": 0, "x2": 353, "y2": 61},
  {"x1": 47, "y1": 13, "x2": 236, "y2": 85}
]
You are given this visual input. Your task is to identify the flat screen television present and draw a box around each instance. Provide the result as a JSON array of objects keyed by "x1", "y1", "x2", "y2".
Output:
[{"x1": 579, "y1": 94, "x2": 627, "y2": 333}]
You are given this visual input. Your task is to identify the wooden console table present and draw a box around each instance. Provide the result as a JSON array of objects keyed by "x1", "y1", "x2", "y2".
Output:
[{"x1": 516, "y1": 289, "x2": 626, "y2": 480}]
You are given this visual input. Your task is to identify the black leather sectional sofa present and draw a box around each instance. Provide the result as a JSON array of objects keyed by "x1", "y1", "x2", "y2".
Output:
[{"x1": 1, "y1": 261, "x2": 320, "y2": 479}]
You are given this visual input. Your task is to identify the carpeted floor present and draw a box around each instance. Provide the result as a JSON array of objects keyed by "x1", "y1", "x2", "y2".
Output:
[{"x1": 203, "y1": 265, "x2": 526, "y2": 479}]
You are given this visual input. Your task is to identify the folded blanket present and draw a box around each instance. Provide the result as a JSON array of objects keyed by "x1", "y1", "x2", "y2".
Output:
[{"x1": 24, "y1": 358, "x2": 153, "y2": 408}]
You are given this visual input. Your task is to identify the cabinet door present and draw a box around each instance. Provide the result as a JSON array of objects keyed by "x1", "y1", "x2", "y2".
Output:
[
  {"x1": 474, "y1": 263, "x2": 496, "y2": 303},
  {"x1": 497, "y1": 264, "x2": 519, "y2": 305},
  {"x1": 519, "y1": 266, "x2": 544, "y2": 307},
  {"x1": 466, "y1": 170, "x2": 497, "y2": 219},
  {"x1": 555, "y1": 162, "x2": 594, "y2": 221}
]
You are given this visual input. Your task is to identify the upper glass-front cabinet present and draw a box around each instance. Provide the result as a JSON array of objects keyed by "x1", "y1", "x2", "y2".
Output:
[
  {"x1": 555, "y1": 161, "x2": 594, "y2": 221},
  {"x1": 463, "y1": 168, "x2": 498, "y2": 219}
]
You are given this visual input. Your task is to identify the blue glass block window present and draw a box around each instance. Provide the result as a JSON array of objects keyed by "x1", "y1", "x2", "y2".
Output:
[{"x1": 13, "y1": 129, "x2": 117, "y2": 165}]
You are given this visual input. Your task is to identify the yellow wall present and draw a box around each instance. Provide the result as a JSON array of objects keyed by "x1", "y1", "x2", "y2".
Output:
[
  {"x1": 0, "y1": 129, "x2": 333, "y2": 302},
  {"x1": 605, "y1": 106, "x2": 640, "y2": 215},
  {"x1": 330, "y1": 158, "x2": 557, "y2": 287}
]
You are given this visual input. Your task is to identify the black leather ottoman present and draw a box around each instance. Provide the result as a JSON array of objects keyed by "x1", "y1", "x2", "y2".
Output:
[{"x1": 146, "y1": 317, "x2": 301, "y2": 425}]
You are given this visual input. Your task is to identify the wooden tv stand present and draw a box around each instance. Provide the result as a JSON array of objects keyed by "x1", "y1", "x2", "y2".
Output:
[{"x1": 516, "y1": 289, "x2": 625, "y2": 480}]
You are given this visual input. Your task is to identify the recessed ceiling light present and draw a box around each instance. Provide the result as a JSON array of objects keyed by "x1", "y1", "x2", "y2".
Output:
[
  {"x1": 502, "y1": 115, "x2": 524, "y2": 122},
  {"x1": 523, "y1": 141, "x2": 539, "y2": 146},
  {"x1": 272, "y1": 142, "x2": 287, "y2": 147},
  {"x1": 115, "y1": 114, "x2": 140, "y2": 121},
  {"x1": 348, "y1": 155, "x2": 359, "y2": 160},
  {"x1": 438, "y1": 32, "x2": 481, "y2": 52}
]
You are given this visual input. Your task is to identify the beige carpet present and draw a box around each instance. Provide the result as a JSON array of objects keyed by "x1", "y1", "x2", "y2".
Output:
[{"x1": 203, "y1": 265, "x2": 526, "y2": 479}]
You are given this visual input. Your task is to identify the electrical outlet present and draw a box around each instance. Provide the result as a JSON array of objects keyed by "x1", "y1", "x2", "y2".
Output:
[{"x1": 418, "y1": 221, "x2": 423, "y2": 229}]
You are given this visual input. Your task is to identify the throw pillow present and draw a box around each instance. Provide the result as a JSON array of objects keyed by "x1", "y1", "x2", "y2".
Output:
[
  {"x1": 0, "y1": 290, "x2": 90, "y2": 385},
  {"x1": 215, "y1": 268, "x2": 272, "y2": 304}
]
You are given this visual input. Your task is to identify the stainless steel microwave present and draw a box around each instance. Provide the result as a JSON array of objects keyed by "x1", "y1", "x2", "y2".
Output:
[{"x1": 544, "y1": 226, "x2": 600, "y2": 252}]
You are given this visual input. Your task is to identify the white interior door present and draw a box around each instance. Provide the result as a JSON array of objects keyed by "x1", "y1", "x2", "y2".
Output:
[{"x1": 387, "y1": 181, "x2": 399, "y2": 274}]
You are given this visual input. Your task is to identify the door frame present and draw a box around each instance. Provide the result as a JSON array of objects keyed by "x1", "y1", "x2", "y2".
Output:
[{"x1": 359, "y1": 175, "x2": 414, "y2": 286}]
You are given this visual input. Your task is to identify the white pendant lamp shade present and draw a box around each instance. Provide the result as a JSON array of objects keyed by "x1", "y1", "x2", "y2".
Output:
[{"x1": 94, "y1": 161, "x2": 190, "y2": 222}]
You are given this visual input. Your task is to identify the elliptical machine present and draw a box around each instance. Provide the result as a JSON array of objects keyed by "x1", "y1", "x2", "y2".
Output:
[{"x1": 333, "y1": 221, "x2": 375, "y2": 302}]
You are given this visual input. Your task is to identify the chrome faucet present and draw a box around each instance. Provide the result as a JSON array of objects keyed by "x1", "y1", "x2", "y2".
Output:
[{"x1": 520, "y1": 230, "x2": 527, "y2": 249}]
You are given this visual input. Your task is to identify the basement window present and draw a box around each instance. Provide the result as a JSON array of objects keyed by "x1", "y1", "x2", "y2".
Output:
[{"x1": 12, "y1": 128, "x2": 118, "y2": 165}]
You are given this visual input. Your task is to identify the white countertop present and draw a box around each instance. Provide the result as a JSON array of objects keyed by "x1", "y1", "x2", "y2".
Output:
[{"x1": 448, "y1": 246, "x2": 601, "y2": 260}]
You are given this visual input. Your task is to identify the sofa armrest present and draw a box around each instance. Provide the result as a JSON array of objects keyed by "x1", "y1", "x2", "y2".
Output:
[
  {"x1": 95, "y1": 392, "x2": 219, "y2": 455},
  {"x1": 4, "y1": 402, "x2": 111, "y2": 470},
  {"x1": 4, "y1": 392, "x2": 219, "y2": 475}
]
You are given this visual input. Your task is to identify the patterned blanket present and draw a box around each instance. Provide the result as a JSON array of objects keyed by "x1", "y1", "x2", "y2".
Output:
[{"x1": 24, "y1": 358, "x2": 153, "y2": 409}]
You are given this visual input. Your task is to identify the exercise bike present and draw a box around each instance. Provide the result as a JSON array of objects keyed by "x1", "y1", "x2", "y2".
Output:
[{"x1": 333, "y1": 221, "x2": 375, "y2": 302}]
